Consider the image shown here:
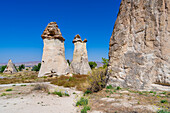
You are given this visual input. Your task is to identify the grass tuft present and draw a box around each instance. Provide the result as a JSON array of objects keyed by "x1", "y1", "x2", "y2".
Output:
[{"x1": 6, "y1": 89, "x2": 12, "y2": 91}]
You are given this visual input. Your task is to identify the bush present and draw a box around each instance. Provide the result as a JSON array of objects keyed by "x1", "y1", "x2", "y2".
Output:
[
  {"x1": 88, "y1": 68, "x2": 107, "y2": 92},
  {"x1": 53, "y1": 91, "x2": 63, "y2": 97},
  {"x1": 67, "y1": 60, "x2": 70, "y2": 65},
  {"x1": 6, "y1": 89, "x2": 12, "y2": 91},
  {"x1": 1, "y1": 93, "x2": 7, "y2": 96},
  {"x1": 157, "y1": 110, "x2": 169, "y2": 113},
  {"x1": 102, "y1": 57, "x2": 109, "y2": 68},
  {"x1": 106, "y1": 85, "x2": 114, "y2": 89},
  {"x1": 76, "y1": 97, "x2": 88, "y2": 106},
  {"x1": 81, "y1": 106, "x2": 91, "y2": 113},
  {"x1": 0, "y1": 65, "x2": 7, "y2": 72},
  {"x1": 32, "y1": 63, "x2": 41, "y2": 71},
  {"x1": 89, "y1": 62, "x2": 97, "y2": 69},
  {"x1": 160, "y1": 100, "x2": 168, "y2": 103},
  {"x1": 18, "y1": 64, "x2": 25, "y2": 71},
  {"x1": 33, "y1": 84, "x2": 49, "y2": 92},
  {"x1": 84, "y1": 90, "x2": 92, "y2": 95},
  {"x1": 116, "y1": 86, "x2": 121, "y2": 90}
]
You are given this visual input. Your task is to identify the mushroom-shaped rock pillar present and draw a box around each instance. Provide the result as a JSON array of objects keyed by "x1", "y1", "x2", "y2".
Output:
[
  {"x1": 70, "y1": 34, "x2": 91, "y2": 75},
  {"x1": 38, "y1": 22, "x2": 70, "y2": 77}
]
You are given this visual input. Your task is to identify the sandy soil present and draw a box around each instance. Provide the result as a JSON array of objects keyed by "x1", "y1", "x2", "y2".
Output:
[{"x1": 0, "y1": 83, "x2": 83, "y2": 113}]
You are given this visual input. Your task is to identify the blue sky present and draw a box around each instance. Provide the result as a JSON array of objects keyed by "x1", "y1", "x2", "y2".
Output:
[{"x1": 0, "y1": 0, "x2": 121, "y2": 63}]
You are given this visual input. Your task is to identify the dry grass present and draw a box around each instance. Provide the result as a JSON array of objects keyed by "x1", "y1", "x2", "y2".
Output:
[
  {"x1": 50, "y1": 75, "x2": 89, "y2": 92},
  {"x1": 33, "y1": 84, "x2": 49, "y2": 92},
  {"x1": 0, "y1": 72, "x2": 55, "y2": 84}
]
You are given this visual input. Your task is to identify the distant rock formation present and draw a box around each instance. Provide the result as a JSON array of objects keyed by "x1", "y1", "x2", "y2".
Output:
[
  {"x1": 70, "y1": 34, "x2": 91, "y2": 75},
  {"x1": 107, "y1": 0, "x2": 170, "y2": 89},
  {"x1": 38, "y1": 22, "x2": 70, "y2": 77},
  {"x1": 3, "y1": 59, "x2": 17, "y2": 74}
]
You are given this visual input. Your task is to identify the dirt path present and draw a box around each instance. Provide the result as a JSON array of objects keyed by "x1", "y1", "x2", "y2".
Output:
[{"x1": 0, "y1": 83, "x2": 83, "y2": 113}]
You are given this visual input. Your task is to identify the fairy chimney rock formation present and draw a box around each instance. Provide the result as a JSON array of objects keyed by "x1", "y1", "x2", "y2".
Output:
[
  {"x1": 70, "y1": 34, "x2": 91, "y2": 75},
  {"x1": 107, "y1": 0, "x2": 170, "y2": 89},
  {"x1": 3, "y1": 59, "x2": 17, "y2": 74},
  {"x1": 38, "y1": 22, "x2": 70, "y2": 77}
]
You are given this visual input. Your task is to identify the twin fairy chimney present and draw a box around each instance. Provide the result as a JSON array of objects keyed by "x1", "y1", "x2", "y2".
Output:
[
  {"x1": 70, "y1": 35, "x2": 91, "y2": 75},
  {"x1": 3, "y1": 59, "x2": 17, "y2": 74},
  {"x1": 107, "y1": 0, "x2": 170, "y2": 89},
  {"x1": 38, "y1": 22, "x2": 91, "y2": 77}
]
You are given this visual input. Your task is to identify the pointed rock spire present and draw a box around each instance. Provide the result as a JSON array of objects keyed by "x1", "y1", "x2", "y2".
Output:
[{"x1": 3, "y1": 59, "x2": 17, "y2": 74}]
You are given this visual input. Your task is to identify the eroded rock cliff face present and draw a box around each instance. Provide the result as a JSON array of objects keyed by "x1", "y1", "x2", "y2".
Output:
[
  {"x1": 70, "y1": 34, "x2": 91, "y2": 75},
  {"x1": 107, "y1": 0, "x2": 170, "y2": 89},
  {"x1": 38, "y1": 22, "x2": 70, "y2": 77}
]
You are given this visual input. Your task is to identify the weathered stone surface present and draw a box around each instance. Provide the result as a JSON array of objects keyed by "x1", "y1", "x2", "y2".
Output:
[
  {"x1": 3, "y1": 59, "x2": 17, "y2": 74},
  {"x1": 107, "y1": 0, "x2": 170, "y2": 89},
  {"x1": 70, "y1": 34, "x2": 91, "y2": 75},
  {"x1": 38, "y1": 22, "x2": 70, "y2": 77}
]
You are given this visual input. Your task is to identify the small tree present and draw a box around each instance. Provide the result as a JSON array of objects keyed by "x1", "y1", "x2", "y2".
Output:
[
  {"x1": 32, "y1": 63, "x2": 41, "y2": 71},
  {"x1": 67, "y1": 59, "x2": 70, "y2": 66},
  {"x1": 18, "y1": 64, "x2": 25, "y2": 71},
  {"x1": 102, "y1": 58, "x2": 109, "y2": 68},
  {"x1": 37, "y1": 63, "x2": 41, "y2": 70},
  {"x1": 0, "y1": 65, "x2": 7, "y2": 73},
  {"x1": 89, "y1": 62, "x2": 97, "y2": 69}
]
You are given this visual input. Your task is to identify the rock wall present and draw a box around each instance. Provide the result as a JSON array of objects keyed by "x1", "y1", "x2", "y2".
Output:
[
  {"x1": 38, "y1": 22, "x2": 70, "y2": 77},
  {"x1": 107, "y1": 0, "x2": 170, "y2": 89},
  {"x1": 3, "y1": 59, "x2": 17, "y2": 74},
  {"x1": 70, "y1": 34, "x2": 91, "y2": 75}
]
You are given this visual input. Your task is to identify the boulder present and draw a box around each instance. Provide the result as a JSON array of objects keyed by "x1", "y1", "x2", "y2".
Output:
[
  {"x1": 3, "y1": 59, "x2": 17, "y2": 74},
  {"x1": 70, "y1": 34, "x2": 91, "y2": 75},
  {"x1": 38, "y1": 22, "x2": 70, "y2": 77},
  {"x1": 107, "y1": 0, "x2": 170, "y2": 89}
]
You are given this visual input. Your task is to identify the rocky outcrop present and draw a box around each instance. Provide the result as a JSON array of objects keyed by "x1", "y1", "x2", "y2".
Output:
[
  {"x1": 107, "y1": 0, "x2": 170, "y2": 89},
  {"x1": 70, "y1": 34, "x2": 91, "y2": 75},
  {"x1": 38, "y1": 22, "x2": 70, "y2": 77},
  {"x1": 3, "y1": 59, "x2": 17, "y2": 74}
]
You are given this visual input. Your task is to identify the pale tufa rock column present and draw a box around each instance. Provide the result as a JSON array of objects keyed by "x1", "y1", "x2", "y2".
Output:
[
  {"x1": 38, "y1": 22, "x2": 70, "y2": 77},
  {"x1": 70, "y1": 34, "x2": 91, "y2": 75},
  {"x1": 3, "y1": 59, "x2": 17, "y2": 74}
]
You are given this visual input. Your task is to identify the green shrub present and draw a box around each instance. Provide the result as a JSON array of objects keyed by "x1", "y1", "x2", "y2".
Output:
[
  {"x1": 84, "y1": 90, "x2": 92, "y2": 95},
  {"x1": 67, "y1": 60, "x2": 70, "y2": 66},
  {"x1": 157, "y1": 110, "x2": 170, "y2": 113},
  {"x1": 21, "y1": 85, "x2": 26, "y2": 86},
  {"x1": 81, "y1": 106, "x2": 91, "y2": 113},
  {"x1": 160, "y1": 100, "x2": 168, "y2": 103},
  {"x1": 106, "y1": 85, "x2": 114, "y2": 89},
  {"x1": 6, "y1": 89, "x2": 12, "y2": 91},
  {"x1": 18, "y1": 64, "x2": 25, "y2": 71},
  {"x1": 160, "y1": 92, "x2": 167, "y2": 95},
  {"x1": 88, "y1": 68, "x2": 107, "y2": 92},
  {"x1": 53, "y1": 91, "x2": 63, "y2": 97},
  {"x1": 1, "y1": 93, "x2": 6, "y2": 96},
  {"x1": 0, "y1": 65, "x2": 7, "y2": 72},
  {"x1": 64, "y1": 93, "x2": 70, "y2": 96},
  {"x1": 76, "y1": 97, "x2": 88, "y2": 106},
  {"x1": 32, "y1": 63, "x2": 41, "y2": 71},
  {"x1": 116, "y1": 86, "x2": 121, "y2": 90},
  {"x1": 89, "y1": 62, "x2": 97, "y2": 69},
  {"x1": 102, "y1": 57, "x2": 109, "y2": 68},
  {"x1": 149, "y1": 91, "x2": 154, "y2": 93}
]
